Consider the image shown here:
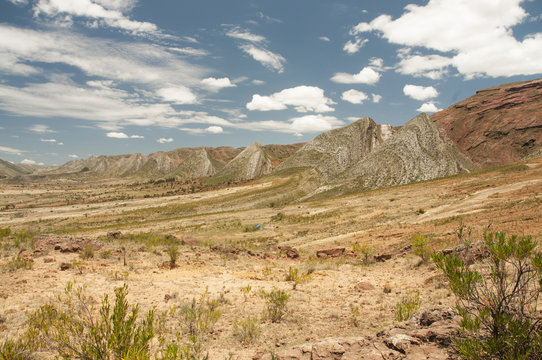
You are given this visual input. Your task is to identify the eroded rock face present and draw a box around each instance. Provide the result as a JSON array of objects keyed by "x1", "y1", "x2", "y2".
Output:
[
  {"x1": 432, "y1": 78, "x2": 542, "y2": 168},
  {"x1": 214, "y1": 142, "x2": 273, "y2": 181},
  {"x1": 169, "y1": 147, "x2": 219, "y2": 179},
  {"x1": 277, "y1": 118, "x2": 393, "y2": 181},
  {"x1": 340, "y1": 113, "x2": 475, "y2": 191},
  {"x1": 261, "y1": 307, "x2": 460, "y2": 360}
]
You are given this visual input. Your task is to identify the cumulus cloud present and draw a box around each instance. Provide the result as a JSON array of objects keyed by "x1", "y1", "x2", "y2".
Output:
[
  {"x1": 416, "y1": 102, "x2": 443, "y2": 113},
  {"x1": 28, "y1": 124, "x2": 55, "y2": 133},
  {"x1": 403, "y1": 84, "x2": 439, "y2": 101},
  {"x1": 331, "y1": 67, "x2": 381, "y2": 85},
  {"x1": 343, "y1": 38, "x2": 368, "y2": 54},
  {"x1": 0, "y1": 146, "x2": 26, "y2": 155},
  {"x1": 106, "y1": 132, "x2": 143, "y2": 138},
  {"x1": 246, "y1": 86, "x2": 335, "y2": 113},
  {"x1": 235, "y1": 115, "x2": 343, "y2": 136},
  {"x1": 341, "y1": 89, "x2": 369, "y2": 104},
  {"x1": 157, "y1": 137, "x2": 173, "y2": 144},
  {"x1": 201, "y1": 77, "x2": 236, "y2": 92},
  {"x1": 351, "y1": 0, "x2": 542, "y2": 78},
  {"x1": 372, "y1": 94, "x2": 382, "y2": 103},
  {"x1": 239, "y1": 44, "x2": 286, "y2": 73},
  {"x1": 397, "y1": 53, "x2": 453, "y2": 79},
  {"x1": 157, "y1": 86, "x2": 198, "y2": 104},
  {"x1": 69, "y1": 154, "x2": 79, "y2": 158},
  {"x1": 205, "y1": 126, "x2": 223, "y2": 134}
]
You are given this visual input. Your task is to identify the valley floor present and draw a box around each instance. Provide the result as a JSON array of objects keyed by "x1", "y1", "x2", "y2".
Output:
[{"x1": 1, "y1": 156, "x2": 541, "y2": 359}]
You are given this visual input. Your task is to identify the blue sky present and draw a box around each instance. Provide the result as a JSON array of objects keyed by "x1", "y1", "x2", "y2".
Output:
[{"x1": 0, "y1": 0, "x2": 541, "y2": 165}]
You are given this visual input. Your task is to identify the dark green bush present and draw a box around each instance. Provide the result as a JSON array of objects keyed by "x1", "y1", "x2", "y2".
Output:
[{"x1": 432, "y1": 231, "x2": 542, "y2": 359}]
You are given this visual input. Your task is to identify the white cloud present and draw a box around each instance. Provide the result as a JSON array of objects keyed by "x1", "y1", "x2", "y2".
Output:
[
  {"x1": 201, "y1": 77, "x2": 236, "y2": 92},
  {"x1": 343, "y1": 38, "x2": 368, "y2": 54},
  {"x1": 235, "y1": 115, "x2": 343, "y2": 136},
  {"x1": 205, "y1": 126, "x2": 223, "y2": 134},
  {"x1": 372, "y1": 94, "x2": 382, "y2": 103},
  {"x1": 168, "y1": 47, "x2": 209, "y2": 57},
  {"x1": 0, "y1": 146, "x2": 25, "y2": 155},
  {"x1": 0, "y1": 25, "x2": 207, "y2": 86},
  {"x1": 21, "y1": 159, "x2": 44, "y2": 165},
  {"x1": 397, "y1": 53, "x2": 453, "y2": 79},
  {"x1": 239, "y1": 44, "x2": 286, "y2": 73},
  {"x1": 157, "y1": 137, "x2": 173, "y2": 144},
  {"x1": 28, "y1": 124, "x2": 55, "y2": 133},
  {"x1": 106, "y1": 132, "x2": 129, "y2": 138},
  {"x1": 7, "y1": 0, "x2": 28, "y2": 5},
  {"x1": 258, "y1": 11, "x2": 282, "y2": 24},
  {"x1": 247, "y1": 86, "x2": 335, "y2": 113},
  {"x1": 69, "y1": 154, "x2": 79, "y2": 158},
  {"x1": 33, "y1": 0, "x2": 160, "y2": 36},
  {"x1": 130, "y1": 134, "x2": 143, "y2": 139},
  {"x1": 252, "y1": 79, "x2": 265, "y2": 85},
  {"x1": 341, "y1": 89, "x2": 369, "y2": 104},
  {"x1": 319, "y1": 36, "x2": 331, "y2": 42},
  {"x1": 351, "y1": 0, "x2": 542, "y2": 78},
  {"x1": 417, "y1": 102, "x2": 443, "y2": 113},
  {"x1": 403, "y1": 84, "x2": 439, "y2": 101},
  {"x1": 157, "y1": 86, "x2": 198, "y2": 104},
  {"x1": 225, "y1": 26, "x2": 266, "y2": 42},
  {"x1": 331, "y1": 67, "x2": 381, "y2": 85},
  {"x1": 40, "y1": 138, "x2": 56, "y2": 143}
]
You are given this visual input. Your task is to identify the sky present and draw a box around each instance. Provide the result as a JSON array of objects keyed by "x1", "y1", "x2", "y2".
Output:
[{"x1": 0, "y1": 0, "x2": 541, "y2": 166}]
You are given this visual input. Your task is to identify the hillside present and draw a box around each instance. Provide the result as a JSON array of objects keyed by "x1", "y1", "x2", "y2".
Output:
[
  {"x1": 0, "y1": 159, "x2": 34, "y2": 178},
  {"x1": 338, "y1": 113, "x2": 476, "y2": 191},
  {"x1": 167, "y1": 147, "x2": 222, "y2": 180},
  {"x1": 432, "y1": 78, "x2": 542, "y2": 167},
  {"x1": 211, "y1": 142, "x2": 273, "y2": 182},
  {"x1": 276, "y1": 118, "x2": 393, "y2": 180}
]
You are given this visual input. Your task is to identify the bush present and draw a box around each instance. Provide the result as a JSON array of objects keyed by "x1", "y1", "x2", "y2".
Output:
[
  {"x1": 262, "y1": 289, "x2": 289, "y2": 323},
  {"x1": 284, "y1": 267, "x2": 310, "y2": 290},
  {"x1": 80, "y1": 245, "x2": 94, "y2": 259},
  {"x1": 233, "y1": 315, "x2": 260, "y2": 344},
  {"x1": 167, "y1": 245, "x2": 178, "y2": 269},
  {"x1": 394, "y1": 292, "x2": 421, "y2": 322},
  {"x1": 411, "y1": 234, "x2": 431, "y2": 263},
  {"x1": 5, "y1": 255, "x2": 33, "y2": 271},
  {"x1": 178, "y1": 291, "x2": 221, "y2": 339},
  {"x1": 0, "y1": 338, "x2": 30, "y2": 360},
  {"x1": 27, "y1": 283, "x2": 155, "y2": 359},
  {"x1": 432, "y1": 231, "x2": 542, "y2": 359}
]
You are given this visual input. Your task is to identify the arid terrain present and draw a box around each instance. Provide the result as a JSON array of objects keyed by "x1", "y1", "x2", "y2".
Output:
[{"x1": 1, "y1": 153, "x2": 541, "y2": 359}]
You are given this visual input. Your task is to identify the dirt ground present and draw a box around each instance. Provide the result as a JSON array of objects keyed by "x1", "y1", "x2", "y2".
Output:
[{"x1": 1, "y1": 157, "x2": 541, "y2": 359}]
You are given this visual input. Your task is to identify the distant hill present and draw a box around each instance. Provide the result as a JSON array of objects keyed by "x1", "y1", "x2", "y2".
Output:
[
  {"x1": 338, "y1": 113, "x2": 475, "y2": 191},
  {"x1": 211, "y1": 142, "x2": 274, "y2": 183},
  {"x1": 432, "y1": 78, "x2": 542, "y2": 167},
  {"x1": 167, "y1": 147, "x2": 223, "y2": 180},
  {"x1": 0, "y1": 159, "x2": 34, "y2": 178},
  {"x1": 276, "y1": 117, "x2": 393, "y2": 180}
]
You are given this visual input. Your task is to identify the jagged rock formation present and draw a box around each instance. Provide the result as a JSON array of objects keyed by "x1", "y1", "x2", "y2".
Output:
[
  {"x1": 432, "y1": 78, "x2": 542, "y2": 168},
  {"x1": 276, "y1": 118, "x2": 393, "y2": 180},
  {"x1": 212, "y1": 142, "x2": 273, "y2": 181},
  {"x1": 167, "y1": 147, "x2": 221, "y2": 179},
  {"x1": 339, "y1": 113, "x2": 475, "y2": 191},
  {"x1": 0, "y1": 159, "x2": 34, "y2": 178},
  {"x1": 261, "y1": 307, "x2": 459, "y2": 360}
]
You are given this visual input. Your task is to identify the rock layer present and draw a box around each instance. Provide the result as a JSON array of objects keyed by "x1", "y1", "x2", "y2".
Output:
[
  {"x1": 213, "y1": 142, "x2": 273, "y2": 181},
  {"x1": 277, "y1": 118, "x2": 392, "y2": 180},
  {"x1": 340, "y1": 113, "x2": 475, "y2": 191},
  {"x1": 432, "y1": 78, "x2": 542, "y2": 167}
]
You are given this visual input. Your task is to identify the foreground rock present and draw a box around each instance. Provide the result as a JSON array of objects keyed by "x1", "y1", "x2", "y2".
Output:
[
  {"x1": 432, "y1": 78, "x2": 542, "y2": 167},
  {"x1": 260, "y1": 307, "x2": 460, "y2": 360}
]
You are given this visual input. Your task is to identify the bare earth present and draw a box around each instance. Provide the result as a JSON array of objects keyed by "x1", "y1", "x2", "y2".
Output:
[{"x1": 1, "y1": 157, "x2": 541, "y2": 359}]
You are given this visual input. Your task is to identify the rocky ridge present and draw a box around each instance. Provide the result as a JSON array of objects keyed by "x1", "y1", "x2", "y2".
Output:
[
  {"x1": 167, "y1": 147, "x2": 222, "y2": 180},
  {"x1": 212, "y1": 142, "x2": 273, "y2": 181},
  {"x1": 338, "y1": 113, "x2": 476, "y2": 191},
  {"x1": 277, "y1": 117, "x2": 393, "y2": 180},
  {"x1": 432, "y1": 78, "x2": 542, "y2": 167}
]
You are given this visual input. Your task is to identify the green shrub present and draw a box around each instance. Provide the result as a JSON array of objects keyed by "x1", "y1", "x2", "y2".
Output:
[
  {"x1": 5, "y1": 255, "x2": 33, "y2": 271},
  {"x1": 284, "y1": 267, "x2": 310, "y2": 290},
  {"x1": 0, "y1": 228, "x2": 11, "y2": 238},
  {"x1": 178, "y1": 291, "x2": 221, "y2": 338},
  {"x1": 0, "y1": 338, "x2": 31, "y2": 360},
  {"x1": 167, "y1": 245, "x2": 179, "y2": 269},
  {"x1": 262, "y1": 289, "x2": 289, "y2": 323},
  {"x1": 394, "y1": 292, "x2": 421, "y2": 322},
  {"x1": 352, "y1": 243, "x2": 373, "y2": 264},
  {"x1": 411, "y1": 234, "x2": 431, "y2": 263},
  {"x1": 80, "y1": 246, "x2": 94, "y2": 259},
  {"x1": 432, "y1": 231, "x2": 542, "y2": 360},
  {"x1": 26, "y1": 283, "x2": 155, "y2": 359},
  {"x1": 350, "y1": 304, "x2": 361, "y2": 327},
  {"x1": 233, "y1": 315, "x2": 260, "y2": 344}
]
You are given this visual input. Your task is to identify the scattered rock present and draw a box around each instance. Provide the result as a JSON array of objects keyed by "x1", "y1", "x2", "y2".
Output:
[
  {"x1": 316, "y1": 247, "x2": 345, "y2": 258},
  {"x1": 59, "y1": 262, "x2": 72, "y2": 271},
  {"x1": 279, "y1": 246, "x2": 299, "y2": 259},
  {"x1": 43, "y1": 257, "x2": 54, "y2": 263},
  {"x1": 55, "y1": 243, "x2": 81, "y2": 253},
  {"x1": 356, "y1": 282, "x2": 375, "y2": 291},
  {"x1": 374, "y1": 253, "x2": 392, "y2": 262},
  {"x1": 107, "y1": 231, "x2": 122, "y2": 239}
]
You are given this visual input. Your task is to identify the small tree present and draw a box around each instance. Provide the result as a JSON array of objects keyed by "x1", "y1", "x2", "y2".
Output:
[{"x1": 432, "y1": 231, "x2": 542, "y2": 359}]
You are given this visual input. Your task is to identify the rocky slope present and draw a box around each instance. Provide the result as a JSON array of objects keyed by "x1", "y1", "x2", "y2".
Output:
[
  {"x1": 276, "y1": 118, "x2": 393, "y2": 180},
  {"x1": 432, "y1": 78, "x2": 542, "y2": 168},
  {"x1": 338, "y1": 113, "x2": 475, "y2": 191},
  {"x1": 167, "y1": 147, "x2": 222, "y2": 179},
  {"x1": 0, "y1": 159, "x2": 34, "y2": 178},
  {"x1": 211, "y1": 142, "x2": 273, "y2": 182}
]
